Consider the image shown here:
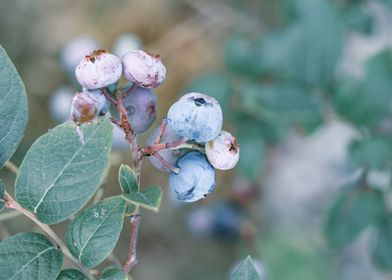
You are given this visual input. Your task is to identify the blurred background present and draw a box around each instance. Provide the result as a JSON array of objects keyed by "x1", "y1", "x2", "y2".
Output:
[{"x1": 1, "y1": 0, "x2": 392, "y2": 279}]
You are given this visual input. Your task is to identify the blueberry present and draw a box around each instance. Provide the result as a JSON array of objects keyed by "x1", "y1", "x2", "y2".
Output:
[
  {"x1": 112, "y1": 33, "x2": 142, "y2": 58},
  {"x1": 186, "y1": 207, "x2": 214, "y2": 237},
  {"x1": 123, "y1": 87, "x2": 157, "y2": 134},
  {"x1": 167, "y1": 92, "x2": 223, "y2": 143},
  {"x1": 122, "y1": 50, "x2": 166, "y2": 89},
  {"x1": 75, "y1": 49, "x2": 122, "y2": 89},
  {"x1": 70, "y1": 89, "x2": 109, "y2": 124},
  {"x1": 169, "y1": 151, "x2": 216, "y2": 202},
  {"x1": 211, "y1": 202, "x2": 243, "y2": 241},
  {"x1": 49, "y1": 86, "x2": 74, "y2": 123},
  {"x1": 206, "y1": 130, "x2": 240, "y2": 170},
  {"x1": 60, "y1": 35, "x2": 100, "y2": 74},
  {"x1": 146, "y1": 124, "x2": 184, "y2": 173}
]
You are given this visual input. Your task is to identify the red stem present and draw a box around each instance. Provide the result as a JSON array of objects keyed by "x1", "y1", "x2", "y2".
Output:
[{"x1": 122, "y1": 215, "x2": 141, "y2": 272}]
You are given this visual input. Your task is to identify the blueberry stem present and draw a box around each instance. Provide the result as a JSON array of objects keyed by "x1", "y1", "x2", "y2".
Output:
[
  {"x1": 2, "y1": 161, "x2": 96, "y2": 280},
  {"x1": 122, "y1": 215, "x2": 141, "y2": 272},
  {"x1": 100, "y1": 87, "x2": 118, "y2": 105},
  {"x1": 115, "y1": 91, "x2": 143, "y2": 274},
  {"x1": 152, "y1": 153, "x2": 180, "y2": 174},
  {"x1": 154, "y1": 118, "x2": 168, "y2": 144},
  {"x1": 121, "y1": 83, "x2": 138, "y2": 99}
]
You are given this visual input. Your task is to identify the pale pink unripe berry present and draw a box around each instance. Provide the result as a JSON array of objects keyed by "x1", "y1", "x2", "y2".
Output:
[
  {"x1": 206, "y1": 131, "x2": 240, "y2": 170},
  {"x1": 75, "y1": 49, "x2": 122, "y2": 89},
  {"x1": 122, "y1": 50, "x2": 166, "y2": 88},
  {"x1": 70, "y1": 89, "x2": 109, "y2": 124}
]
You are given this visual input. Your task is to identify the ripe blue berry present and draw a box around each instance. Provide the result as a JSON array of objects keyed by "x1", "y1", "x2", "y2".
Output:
[
  {"x1": 169, "y1": 151, "x2": 216, "y2": 202},
  {"x1": 167, "y1": 92, "x2": 223, "y2": 143},
  {"x1": 123, "y1": 87, "x2": 157, "y2": 134},
  {"x1": 146, "y1": 124, "x2": 184, "y2": 173},
  {"x1": 211, "y1": 202, "x2": 243, "y2": 241},
  {"x1": 70, "y1": 89, "x2": 109, "y2": 124},
  {"x1": 122, "y1": 50, "x2": 166, "y2": 88},
  {"x1": 206, "y1": 130, "x2": 240, "y2": 170},
  {"x1": 75, "y1": 49, "x2": 122, "y2": 89}
]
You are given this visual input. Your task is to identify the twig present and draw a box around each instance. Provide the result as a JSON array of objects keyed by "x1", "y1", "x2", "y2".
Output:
[
  {"x1": 115, "y1": 92, "x2": 142, "y2": 275},
  {"x1": 4, "y1": 161, "x2": 19, "y2": 174},
  {"x1": 121, "y1": 84, "x2": 138, "y2": 99},
  {"x1": 152, "y1": 153, "x2": 180, "y2": 174},
  {"x1": 3, "y1": 191, "x2": 95, "y2": 280},
  {"x1": 122, "y1": 215, "x2": 141, "y2": 273},
  {"x1": 101, "y1": 88, "x2": 118, "y2": 106}
]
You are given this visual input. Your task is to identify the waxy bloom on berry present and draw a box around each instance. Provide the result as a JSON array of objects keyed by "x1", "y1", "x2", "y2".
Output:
[
  {"x1": 122, "y1": 50, "x2": 166, "y2": 88},
  {"x1": 75, "y1": 49, "x2": 122, "y2": 89}
]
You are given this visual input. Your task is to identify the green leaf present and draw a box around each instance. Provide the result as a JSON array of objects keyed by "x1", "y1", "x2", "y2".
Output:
[
  {"x1": 100, "y1": 267, "x2": 127, "y2": 280},
  {"x1": 57, "y1": 269, "x2": 87, "y2": 280},
  {"x1": 0, "y1": 232, "x2": 63, "y2": 280},
  {"x1": 236, "y1": 130, "x2": 265, "y2": 181},
  {"x1": 118, "y1": 164, "x2": 138, "y2": 193},
  {"x1": 0, "y1": 45, "x2": 28, "y2": 168},
  {"x1": 266, "y1": 0, "x2": 344, "y2": 86},
  {"x1": 332, "y1": 50, "x2": 392, "y2": 127},
  {"x1": 230, "y1": 256, "x2": 261, "y2": 280},
  {"x1": 325, "y1": 179, "x2": 384, "y2": 247},
  {"x1": 66, "y1": 196, "x2": 126, "y2": 269},
  {"x1": 348, "y1": 137, "x2": 392, "y2": 170},
  {"x1": 241, "y1": 83, "x2": 322, "y2": 129},
  {"x1": 224, "y1": 34, "x2": 264, "y2": 76},
  {"x1": 122, "y1": 185, "x2": 162, "y2": 212},
  {"x1": 15, "y1": 118, "x2": 113, "y2": 224},
  {"x1": 371, "y1": 215, "x2": 392, "y2": 270},
  {"x1": 0, "y1": 179, "x2": 4, "y2": 211}
]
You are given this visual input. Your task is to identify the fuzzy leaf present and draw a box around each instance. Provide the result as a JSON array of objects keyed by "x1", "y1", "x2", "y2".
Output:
[
  {"x1": 0, "y1": 45, "x2": 28, "y2": 168},
  {"x1": 0, "y1": 179, "x2": 4, "y2": 211},
  {"x1": 230, "y1": 256, "x2": 261, "y2": 280},
  {"x1": 0, "y1": 232, "x2": 63, "y2": 280},
  {"x1": 100, "y1": 267, "x2": 127, "y2": 280},
  {"x1": 325, "y1": 179, "x2": 384, "y2": 247},
  {"x1": 15, "y1": 118, "x2": 112, "y2": 224},
  {"x1": 57, "y1": 269, "x2": 87, "y2": 280},
  {"x1": 122, "y1": 185, "x2": 162, "y2": 212},
  {"x1": 118, "y1": 164, "x2": 138, "y2": 193},
  {"x1": 66, "y1": 196, "x2": 126, "y2": 268}
]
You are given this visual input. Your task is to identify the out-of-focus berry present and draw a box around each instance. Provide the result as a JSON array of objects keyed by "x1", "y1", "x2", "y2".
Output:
[
  {"x1": 146, "y1": 124, "x2": 184, "y2": 173},
  {"x1": 49, "y1": 86, "x2": 74, "y2": 123},
  {"x1": 75, "y1": 49, "x2": 122, "y2": 89},
  {"x1": 206, "y1": 130, "x2": 240, "y2": 170},
  {"x1": 112, "y1": 124, "x2": 129, "y2": 150},
  {"x1": 186, "y1": 207, "x2": 214, "y2": 237},
  {"x1": 169, "y1": 151, "x2": 216, "y2": 202},
  {"x1": 211, "y1": 202, "x2": 243, "y2": 241},
  {"x1": 70, "y1": 89, "x2": 109, "y2": 124},
  {"x1": 123, "y1": 87, "x2": 157, "y2": 134},
  {"x1": 167, "y1": 92, "x2": 223, "y2": 143},
  {"x1": 122, "y1": 50, "x2": 166, "y2": 88},
  {"x1": 60, "y1": 35, "x2": 100, "y2": 73},
  {"x1": 112, "y1": 33, "x2": 142, "y2": 58}
]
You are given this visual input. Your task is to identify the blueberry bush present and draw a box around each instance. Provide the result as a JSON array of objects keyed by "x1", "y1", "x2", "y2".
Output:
[{"x1": 0, "y1": 44, "x2": 257, "y2": 280}]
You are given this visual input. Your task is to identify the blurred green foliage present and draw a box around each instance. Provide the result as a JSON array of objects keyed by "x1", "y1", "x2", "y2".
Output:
[{"x1": 187, "y1": 0, "x2": 392, "y2": 277}]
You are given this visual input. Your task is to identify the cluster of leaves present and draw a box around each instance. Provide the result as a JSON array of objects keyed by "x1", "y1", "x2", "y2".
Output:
[
  {"x1": 0, "y1": 43, "x2": 260, "y2": 279},
  {"x1": 0, "y1": 45, "x2": 164, "y2": 279},
  {"x1": 187, "y1": 0, "x2": 392, "y2": 273}
]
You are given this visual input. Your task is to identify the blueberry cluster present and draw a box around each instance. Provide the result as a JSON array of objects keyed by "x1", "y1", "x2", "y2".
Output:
[{"x1": 70, "y1": 48, "x2": 240, "y2": 203}]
